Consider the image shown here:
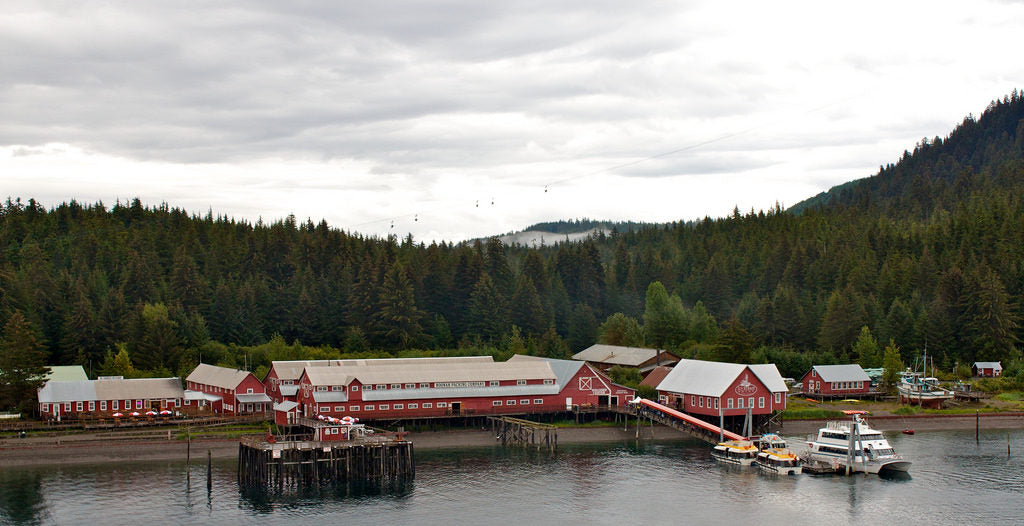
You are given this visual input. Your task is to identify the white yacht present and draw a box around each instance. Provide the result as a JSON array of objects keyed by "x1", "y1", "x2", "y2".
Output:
[{"x1": 806, "y1": 410, "x2": 911, "y2": 474}]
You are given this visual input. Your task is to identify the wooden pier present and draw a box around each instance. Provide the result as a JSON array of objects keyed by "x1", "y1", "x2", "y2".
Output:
[
  {"x1": 487, "y1": 416, "x2": 557, "y2": 451},
  {"x1": 237, "y1": 434, "x2": 414, "y2": 489}
]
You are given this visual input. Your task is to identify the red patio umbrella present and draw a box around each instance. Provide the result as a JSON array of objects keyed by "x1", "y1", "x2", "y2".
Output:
[
  {"x1": 112, "y1": 412, "x2": 124, "y2": 417},
  {"x1": 159, "y1": 409, "x2": 173, "y2": 416},
  {"x1": 130, "y1": 411, "x2": 141, "y2": 417}
]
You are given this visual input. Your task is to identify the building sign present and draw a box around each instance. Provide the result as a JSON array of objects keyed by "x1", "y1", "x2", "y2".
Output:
[
  {"x1": 435, "y1": 381, "x2": 486, "y2": 388},
  {"x1": 734, "y1": 373, "x2": 758, "y2": 396}
]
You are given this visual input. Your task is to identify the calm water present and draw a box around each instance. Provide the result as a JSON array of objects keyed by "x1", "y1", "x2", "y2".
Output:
[{"x1": 2, "y1": 428, "x2": 1023, "y2": 525}]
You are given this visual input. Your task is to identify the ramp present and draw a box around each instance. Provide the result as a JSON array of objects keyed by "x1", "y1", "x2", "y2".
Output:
[{"x1": 632, "y1": 398, "x2": 744, "y2": 444}]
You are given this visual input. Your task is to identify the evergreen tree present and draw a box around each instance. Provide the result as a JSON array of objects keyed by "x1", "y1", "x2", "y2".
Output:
[
  {"x1": 467, "y1": 274, "x2": 509, "y2": 342},
  {"x1": 375, "y1": 263, "x2": 424, "y2": 350},
  {"x1": 642, "y1": 282, "x2": 686, "y2": 348},
  {"x1": 881, "y1": 340, "x2": 904, "y2": 393},
  {"x1": 851, "y1": 326, "x2": 882, "y2": 368},
  {"x1": 597, "y1": 313, "x2": 645, "y2": 347},
  {"x1": 0, "y1": 311, "x2": 50, "y2": 412}
]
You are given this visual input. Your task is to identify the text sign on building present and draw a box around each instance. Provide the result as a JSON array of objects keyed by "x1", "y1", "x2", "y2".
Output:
[
  {"x1": 434, "y1": 381, "x2": 486, "y2": 388},
  {"x1": 734, "y1": 374, "x2": 758, "y2": 396}
]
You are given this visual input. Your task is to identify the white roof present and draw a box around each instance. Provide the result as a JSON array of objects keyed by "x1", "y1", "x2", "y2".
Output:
[
  {"x1": 656, "y1": 359, "x2": 787, "y2": 396},
  {"x1": 270, "y1": 356, "x2": 496, "y2": 382},
  {"x1": 316, "y1": 360, "x2": 556, "y2": 386},
  {"x1": 811, "y1": 364, "x2": 871, "y2": 382},
  {"x1": 274, "y1": 401, "x2": 299, "y2": 412},
  {"x1": 185, "y1": 390, "x2": 222, "y2": 402},
  {"x1": 974, "y1": 362, "x2": 1002, "y2": 370},
  {"x1": 186, "y1": 363, "x2": 255, "y2": 390},
  {"x1": 572, "y1": 345, "x2": 675, "y2": 367}
]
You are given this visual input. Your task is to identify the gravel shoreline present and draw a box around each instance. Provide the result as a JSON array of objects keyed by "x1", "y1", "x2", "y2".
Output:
[{"x1": 3, "y1": 413, "x2": 1022, "y2": 467}]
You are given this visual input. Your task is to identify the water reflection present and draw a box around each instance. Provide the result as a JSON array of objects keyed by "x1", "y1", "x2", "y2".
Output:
[{"x1": 0, "y1": 470, "x2": 48, "y2": 525}]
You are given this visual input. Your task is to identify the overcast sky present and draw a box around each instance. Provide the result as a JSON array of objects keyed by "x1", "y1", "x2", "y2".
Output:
[{"x1": 3, "y1": 1, "x2": 1023, "y2": 242}]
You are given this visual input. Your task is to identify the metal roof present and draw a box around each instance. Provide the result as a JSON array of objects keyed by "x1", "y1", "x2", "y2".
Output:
[
  {"x1": 274, "y1": 401, "x2": 299, "y2": 412},
  {"x1": 184, "y1": 390, "x2": 222, "y2": 402},
  {"x1": 38, "y1": 378, "x2": 183, "y2": 403},
  {"x1": 302, "y1": 359, "x2": 556, "y2": 387},
  {"x1": 279, "y1": 385, "x2": 299, "y2": 396},
  {"x1": 656, "y1": 359, "x2": 787, "y2": 396},
  {"x1": 236, "y1": 393, "x2": 272, "y2": 403},
  {"x1": 270, "y1": 356, "x2": 496, "y2": 382},
  {"x1": 974, "y1": 361, "x2": 1002, "y2": 370},
  {"x1": 811, "y1": 364, "x2": 871, "y2": 383},
  {"x1": 506, "y1": 354, "x2": 584, "y2": 388},
  {"x1": 311, "y1": 391, "x2": 350, "y2": 403},
  {"x1": 572, "y1": 344, "x2": 676, "y2": 367},
  {"x1": 43, "y1": 365, "x2": 88, "y2": 382},
  {"x1": 748, "y1": 364, "x2": 788, "y2": 393},
  {"x1": 186, "y1": 363, "x2": 255, "y2": 390},
  {"x1": 640, "y1": 366, "x2": 673, "y2": 388}
]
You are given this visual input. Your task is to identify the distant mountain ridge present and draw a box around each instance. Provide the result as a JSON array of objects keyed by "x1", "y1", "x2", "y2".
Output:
[{"x1": 491, "y1": 219, "x2": 658, "y2": 246}]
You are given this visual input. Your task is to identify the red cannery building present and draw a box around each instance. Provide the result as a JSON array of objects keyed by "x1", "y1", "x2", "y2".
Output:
[
  {"x1": 801, "y1": 364, "x2": 872, "y2": 398},
  {"x1": 655, "y1": 359, "x2": 787, "y2": 435},
  {"x1": 572, "y1": 344, "x2": 681, "y2": 377},
  {"x1": 37, "y1": 377, "x2": 184, "y2": 420},
  {"x1": 293, "y1": 354, "x2": 634, "y2": 421},
  {"x1": 263, "y1": 356, "x2": 498, "y2": 404},
  {"x1": 186, "y1": 363, "x2": 271, "y2": 415},
  {"x1": 972, "y1": 362, "x2": 1002, "y2": 378}
]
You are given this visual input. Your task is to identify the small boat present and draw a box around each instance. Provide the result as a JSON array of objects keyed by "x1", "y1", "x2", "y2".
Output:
[
  {"x1": 805, "y1": 410, "x2": 911, "y2": 474},
  {"x1": 711, "y1": 439, "x2": 759, "y2": 466},
  {"x1": 755, "y1": 447, "x2": 803, "y2": 475},
  {"x1": 898, "y1": 352, "x2": 953, "y2": 408},
  {"x1": 902, "y1": 429, "x2": 915, "y2": 435}
]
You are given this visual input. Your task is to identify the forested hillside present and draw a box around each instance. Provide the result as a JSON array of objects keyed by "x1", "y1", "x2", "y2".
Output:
[{"x1": 2, "y1": 92, "x2": 1023, "y2": 396}]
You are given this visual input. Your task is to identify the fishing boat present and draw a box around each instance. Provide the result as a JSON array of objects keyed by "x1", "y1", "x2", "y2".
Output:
[
  {"x1": 711, "y1": 439, "x2": 759, "y2": 465},
  {"x1": 897, "y1": 353, "x2": 953, "y2": 408},
  {"x1": 805, "y1": 410, "x2": 911, "y2": 474}
]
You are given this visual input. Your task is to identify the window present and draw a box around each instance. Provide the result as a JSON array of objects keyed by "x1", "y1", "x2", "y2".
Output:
[
  {"x1": 423, "y1": 403, "x2": 433, "y2": 408},
  {"x1": 534, "y1": 399, "x2": 543, "y2": 405},
  {"x1": 758, "y1": 397, "x2": 765, "y2": 408},
  {"x1": 379, "y1": 404, "x2": 389, "y2": 410},
  {"x1": 420, "y1": 383, "x2": 430, "y2": 388},
  {"x1": 543, "y1": 379, "x2": 553, "y2": 385},
  {"x1": 317, "y1": 386, "x2": 327, "y2": 392},
  {"x1": 247, "y1": 388, "x2": 254, "y2": 394},
  {"x1": 727, "y1": 398, "x2": 733, "y2": 409},
  {"x1": 335, "y1": 405, "x2": 345, "y2": 412},
  {"x1": 377, "y1": 385, "x2": 386, "y2": 391},
  {"x1": 319, "y1": 406, "x2": 329, "y2": 413},
  {"x1": 406, "y1": 383, "x2": 415, "y2": 389},
  {"x1": 736, "y1": 398, "x2": 743, "y2": 409},
  {"x1": 492, "y1": 400, "x2": 502, "y2": 406},
  {"x1": 394, "y1": 404, "x2": 404, "y2": 409},
  {"x1": 517, "y1": 379, "x2": 527, "y2": 386},
  {"x1": 408, "y1": 403, "x2": 418, "y2": 409},
  {"x1": 136, "y1": 400, "x2": 143, "y2": 409},
  {"x1": 690, "y1": 395, "x2": 696, "y2": 406},
  {"x1": 124, "y1": 400, "x2": 129, "y2": 409},
  {"x1": 391, "y1": 384, "x2": 401, "y2": 389},
  {"x1": 507, "y1": 400, "x2": 516, "y2": 406},
  {"x1": 698, "y1": 397, "x2": 703, "y2": 408},
  {"x1": 748, "y1": 397, "x2": 754, "y2": 408},
  {"x1": 64, "y1": 402, "x2": 71, "y2": 412},
  {"x1": 352, "y1": 385, "x2": 359, "y2": 391},
  {"x1": 490, "y1": 380, "x2": 499, "y2": 387},
  {"x1": 364, "y1": 405, "x2": 375, "y2": 411},
  {"x1": 350, "y1": 406, "x2": 359, "y2": 411},
  {"x1": 521, "y1": 400, "x2": 530, "y2": 405},
  {"x1": 113, "y1": 400, "x2": 119, "y2": 410},
  {"x1": 77, "y1": 402, "x2": 84, "y2": 411},
  {"x1": 100, "y1": 401, "x2": 107, "y2": 411},
  {"x1": 88, "y1": 401, "x2": 95, "y2": 411},
  {"x1": 437, "y1": 402, "x2": 447, "y2": 408},
  {"x1": 714, "y1": 398, "x2": 719, "y2": 409},
  {"x1": 42, "y1": 403, "x2": 49, "y2": 413}
]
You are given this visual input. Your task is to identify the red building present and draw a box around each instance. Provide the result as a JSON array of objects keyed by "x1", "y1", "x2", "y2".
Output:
[
  {"x1": 37, "y1": 377, "x2": 184, "y2": 419},
  {"x1": 293, "y1": 354, "x2": 634, "y2": 421},
  {"x1": 263, "y1": 356, "x2": 497, "y2": 404},
  {"x1": 655, "y1": 359, "x2": 787, "y2": 434},
  {"x1": 186, "y1": 363, "x2": 271, "y2": 415},
  {"x1": 801, "y1": 364, "x2": 871, "y2": 397},
  {"x1": 973, "y1": 362, "x2": 1002, "y2": 378},
  {"x1": 572, "y1": 344, "x2": 681, "y2": 377}
]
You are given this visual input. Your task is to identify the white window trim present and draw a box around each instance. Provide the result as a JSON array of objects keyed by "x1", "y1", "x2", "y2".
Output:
[
  {"x1": 408, "y1": 403, "x2": 418, "y2": 409},
  {"x1": 492, "y1": 400, "x2": 502, "y2": 406}
]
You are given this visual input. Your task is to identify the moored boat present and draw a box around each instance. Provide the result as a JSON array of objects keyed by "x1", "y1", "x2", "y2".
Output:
[
  {"x1": 711, "y1": 439, "x2": 759, "y2": 465},
  {"x1": 755, "y1": 447, "x2": 803, "y2": 475},
  {"x1": 897, "y1": 353, "x2": 953, "y2": 408},
  {"x1": 805, "y1": 410, "x2": 911, "y2": 474}
]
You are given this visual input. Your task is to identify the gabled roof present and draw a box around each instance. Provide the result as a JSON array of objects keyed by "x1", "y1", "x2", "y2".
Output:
[
  {"x1": 274, "y1": 401, "x2": 299, "y2": 412},
  {"x1": 810, "y1": 364, "x2": 871, "y2": 383},
  {"x1": 974, "y1": 361, "x2": 1002, "y2": 370},
  {"x1": 44, "y1": 365, "x2": 88, "y2": 382},
  {"x1": 572, "y1": 344, "x2": 678, "y2": 367},
  {"x1": 640, "y1": 366, "x2": 673, "y2": 388},
  {"x1": 187, "y1": 363, "x2": 256, "y2": 390},
  {"x1": 508, "y1": 354, "x2": 585, "y2": 388},
  {"x1": 270, "y1": 356, "x2": 496, "y2": 382},
  {"x1": 656, "y1": 359, "x2": 787, "y2": 396},
  {"x1": 300, "y1": 356, "x2": 555, "y2": 387}
]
